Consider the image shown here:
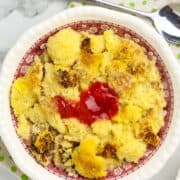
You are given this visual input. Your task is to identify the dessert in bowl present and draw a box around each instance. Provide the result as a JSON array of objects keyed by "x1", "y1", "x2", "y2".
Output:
[{"x1": 0, "y1": 7, "x2": 180, "y2": 180}]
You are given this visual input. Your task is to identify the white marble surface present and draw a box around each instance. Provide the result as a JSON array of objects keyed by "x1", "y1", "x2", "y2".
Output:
[
  {"x1": 0, "y1": 1, "x2": 180, "y2": 180},
  {"x1": 0, "y1": 0, "x2": 69, "y2": 52}
]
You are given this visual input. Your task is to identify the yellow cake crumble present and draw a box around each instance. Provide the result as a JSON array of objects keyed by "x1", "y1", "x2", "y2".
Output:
[{"x1": 10, "y1": 27, "x2": 166, "y2": 179}]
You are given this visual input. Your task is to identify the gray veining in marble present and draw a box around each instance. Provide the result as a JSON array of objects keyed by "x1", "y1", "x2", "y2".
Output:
[
  {"x1": 0, "y1": 0, "x2": 70, "y2": 19},
  {"x1": 0, "y1": 0, "x2": 69, "y2": 54}
]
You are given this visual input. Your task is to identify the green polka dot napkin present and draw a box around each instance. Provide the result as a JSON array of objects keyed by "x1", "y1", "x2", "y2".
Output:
[
  {"x1": 0, "y1": 1, "x2": 179, "y2": 180},
  {"x1": 0, "y1": 140, "x2": 28, "y2": 179}
]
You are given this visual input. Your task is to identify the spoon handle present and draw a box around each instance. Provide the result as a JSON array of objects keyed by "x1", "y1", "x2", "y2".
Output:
[{"x1": 87, "y1": 0, "x2": 152, "y2": 18}]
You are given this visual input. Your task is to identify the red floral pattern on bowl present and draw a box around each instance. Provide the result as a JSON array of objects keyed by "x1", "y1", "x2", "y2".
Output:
[{"x1": 12, "y1": 21, "x2": 174, "y2": 179}]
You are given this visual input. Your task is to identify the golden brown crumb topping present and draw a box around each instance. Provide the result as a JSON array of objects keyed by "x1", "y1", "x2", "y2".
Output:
[
  {"x1": 11, "y1": 28, "x2": 166, "y2": 179},
  {"x1": 59, "y1": 70, "x2": 77, "y2": 88},
  {"x1": 139, "y1": 125, "x2": 160, "y2": 147},
  {"x1": 81, "y1": 38, "x2": 92, "y2": 53},
  {"x1": 34, "y1": 130, "x2": 54, "y2": 154},
  {"x1": 102, "y1": 144, "x2": 117, "y2": 158}
]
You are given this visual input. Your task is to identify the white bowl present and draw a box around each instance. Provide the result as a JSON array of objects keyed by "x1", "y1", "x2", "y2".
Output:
[{"x1": 0, "y1": 6, "x2": 180, "y2": 180}]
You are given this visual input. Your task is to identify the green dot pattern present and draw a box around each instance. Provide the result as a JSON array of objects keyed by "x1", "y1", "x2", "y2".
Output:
[
  {"x1": 21, "y1": 174, "x2": 29, "y2": 180},
  {"x1": 118, "y1": 3, "x2": 124, "y2": 6},
  {"x1": 142, "y1": 0, "x2": 147, "y2": 5},
  {"x1": 177, "y1": 53, "x2": 180, "y2": 60},
  {"x1": 129, "y1": 2, "x2": 135, "y2": 8},
  {"x1": 69, "y1": 2, "x2": 75, "y2": 8},
  {"x1": 11, "y1": 166, "x2": 17, "y2": 173},
  {"x1": 0, "y1": 155, "x2": 4, "y2": 162},
  {"x1": 82, "y1": 1, "x2": 87, "y2": 5},
  {"x1": 151, "y1": 8, "x2": 157, "y2": 12}
]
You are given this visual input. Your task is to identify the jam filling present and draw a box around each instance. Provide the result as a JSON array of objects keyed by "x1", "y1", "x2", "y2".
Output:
[{"x1": 55, "y1": 82, "x2": 119, "y2": 125}]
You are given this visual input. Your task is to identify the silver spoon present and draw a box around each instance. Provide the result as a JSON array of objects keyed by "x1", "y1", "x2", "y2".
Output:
[{"x1": 84, "y1": 0, "x2": 180, "y2": 44}]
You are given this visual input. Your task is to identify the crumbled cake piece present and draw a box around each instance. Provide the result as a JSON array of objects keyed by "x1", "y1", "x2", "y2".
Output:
[
  {"x1": 11, "y1": 77, "x2": 37, "y2": 116},
  {"x1": 72, "y1": 135, "x2": 107, "y2": 178},
  {"x1": 11, "y1": 28, "x2": 166, "y2": 179},
  {"x1": 34, "y1": 130, "x2": 54, "y2": 154},
  {"x1": 81, "y1": 38, "x2": 92, "y2": 53},
  {"x1": 107, "y1": 61, "x2": 134, "y2": 94},
  {"x1": 59, "y1": 70, "x2": 77, "y2": 88},
  {"x1": 139, "y1": 124, "x2": 160, "y2": 147},
  {"x1": 47, "y1": 28, "x2": 81, "y2": 67},
  {"x1": 16, "y1": 114, "x2": 31, "y2": 140},
  {"x1": 102, "y1": 144, "x2": 117, "y2": 158},
  {"x1": 32, "y1": 122, "x2": 49, "y2": 136}
]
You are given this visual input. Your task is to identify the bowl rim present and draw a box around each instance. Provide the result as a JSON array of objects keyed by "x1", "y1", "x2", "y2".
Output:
[{"x1": 0, "y1": 6, "x2": 180, "y2": 180}]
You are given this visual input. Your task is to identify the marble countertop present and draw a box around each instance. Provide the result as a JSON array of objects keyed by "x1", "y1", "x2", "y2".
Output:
[{"x1": 0, "y1": 0, "x2": 180, "y2": 180}]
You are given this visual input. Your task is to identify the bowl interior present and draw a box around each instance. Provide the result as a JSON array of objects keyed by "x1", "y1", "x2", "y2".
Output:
[{"x1": 11, "y1": 20, "x2": 174, "y2": 179}]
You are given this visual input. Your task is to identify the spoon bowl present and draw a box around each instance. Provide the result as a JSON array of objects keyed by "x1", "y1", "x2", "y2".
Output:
[{"x1": 152, "y1": 6, "x2": 180, "y2": 43}]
